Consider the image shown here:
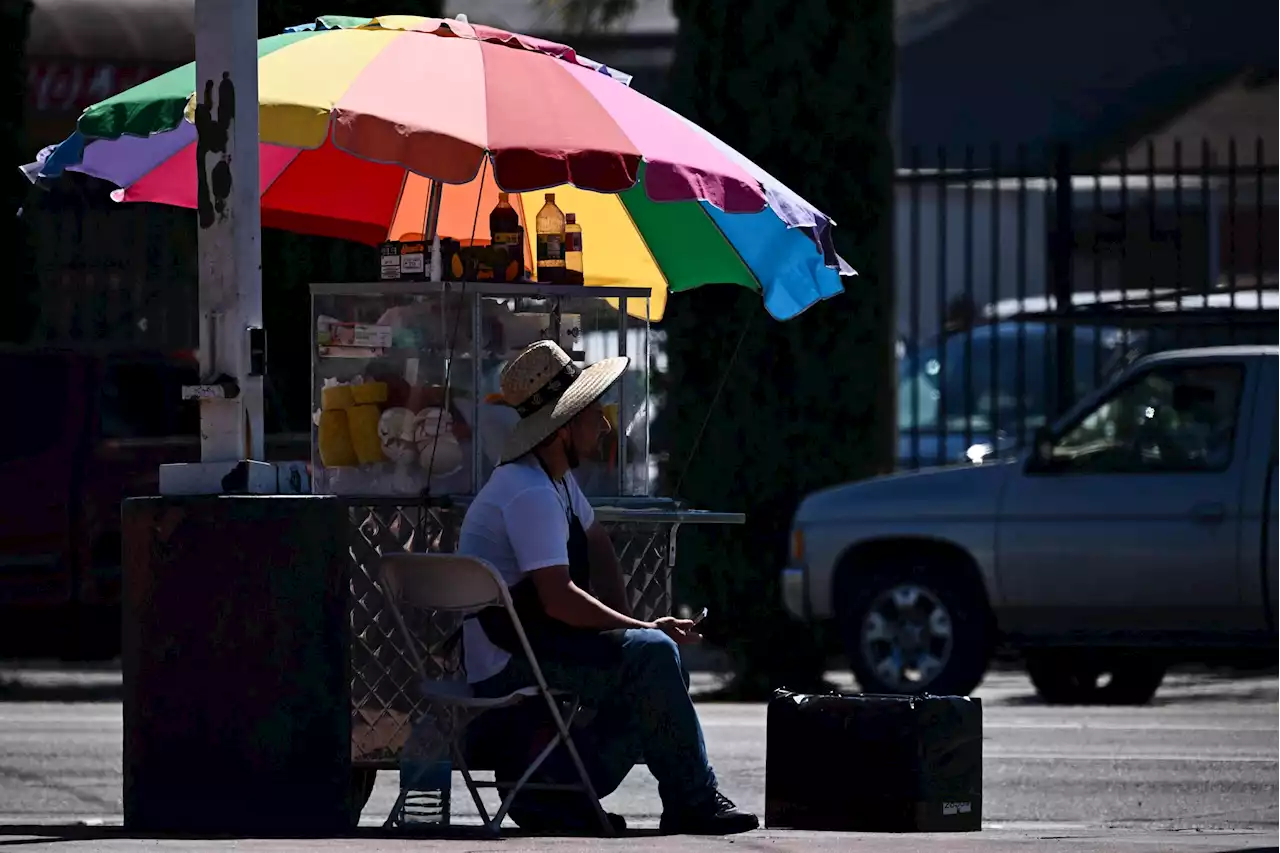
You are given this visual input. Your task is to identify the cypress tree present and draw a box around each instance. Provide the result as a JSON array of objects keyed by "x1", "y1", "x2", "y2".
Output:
[{"x1": 657, "y1": 0, "x2": 896, "y2": 695}]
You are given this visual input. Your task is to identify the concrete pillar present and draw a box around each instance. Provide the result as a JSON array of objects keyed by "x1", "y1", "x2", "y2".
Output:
[{"x1": 161, "y1": 0, "x2": 271, "y2": 495}]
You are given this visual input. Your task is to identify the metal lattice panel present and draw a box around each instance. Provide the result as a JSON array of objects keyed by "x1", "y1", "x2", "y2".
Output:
[{"x1": 345, "y1": 501, "x2": 676, "y2": 766}]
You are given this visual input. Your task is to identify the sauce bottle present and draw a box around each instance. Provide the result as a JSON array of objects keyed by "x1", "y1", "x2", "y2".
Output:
[
  {"x1": 535, "y1": 193, "x2": 565, "y2": 283},
  {"x1": 563, "y1": 213, "x2": 583, "y2": 285},
  {"x1": 489, "y1": 192, "x2": 523, "y2": 281}
]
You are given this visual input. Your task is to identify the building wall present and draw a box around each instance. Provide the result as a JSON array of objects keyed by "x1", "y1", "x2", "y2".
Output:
[{"x1": 896, "y1": 0, "x2": 1277, "y2": 167}]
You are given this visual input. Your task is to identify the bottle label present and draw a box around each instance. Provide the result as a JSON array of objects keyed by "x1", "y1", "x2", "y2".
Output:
[
  {"x1": 565, "y1": 231, "x2": 582, "y2": 252},
  {"x1": 493, "y1": 231, "x2": 520, "y2": 247},
  {"x1": 400, "y1": 253, "x2": 424, "y2": 275},
  {"x1": 399, "y1": 242, "x2": 425, "y2": 276},
  {"x1": 380, "y1": 243, "x2": 401, "y2": 280},
  {"x1": 538, "y1": 234, "x2": 563, "y2": 262}
]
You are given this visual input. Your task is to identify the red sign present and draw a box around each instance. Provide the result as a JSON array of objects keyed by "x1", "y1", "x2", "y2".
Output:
[{"x1": 26, "y1": 62, "x2": 162, "y2": 115}]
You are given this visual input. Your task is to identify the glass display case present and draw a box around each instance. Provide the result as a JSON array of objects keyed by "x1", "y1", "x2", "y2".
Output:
[{"x1": 310, "y1": 281, "x2": 653, "y2": 498}]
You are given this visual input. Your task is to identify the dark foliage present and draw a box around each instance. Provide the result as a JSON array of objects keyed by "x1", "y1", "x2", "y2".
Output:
[{"x1": 657, "y1": 0, "x2": 897, "y2": 696}]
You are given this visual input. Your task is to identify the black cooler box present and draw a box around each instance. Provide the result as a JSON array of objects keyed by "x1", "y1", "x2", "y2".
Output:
[{"x1": 765, "y1": 690, "x2": 982, "y2": 832}]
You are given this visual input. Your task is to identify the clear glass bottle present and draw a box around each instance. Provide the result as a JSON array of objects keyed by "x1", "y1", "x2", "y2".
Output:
[
  {"x1": 535, "y1": 193, "x2": 565, "y2": 283},
  {"x1": 563, "y1": 213, "x2": 583, "y2": 285}
]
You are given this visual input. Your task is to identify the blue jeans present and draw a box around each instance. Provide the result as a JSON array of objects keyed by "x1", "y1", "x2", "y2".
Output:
[{"x1": 471, "y1": 627, "x2": 716, "y2": 812}]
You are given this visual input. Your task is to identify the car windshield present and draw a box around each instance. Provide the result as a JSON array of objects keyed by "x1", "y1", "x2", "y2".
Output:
[{"x1": 897, "y1": 324, "x2": 1130, "y2": 435}]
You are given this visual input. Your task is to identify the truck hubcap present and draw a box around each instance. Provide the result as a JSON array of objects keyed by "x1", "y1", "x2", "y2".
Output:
[{"x1": 860, "y1": 583, "x2": 954, "y2": 692}]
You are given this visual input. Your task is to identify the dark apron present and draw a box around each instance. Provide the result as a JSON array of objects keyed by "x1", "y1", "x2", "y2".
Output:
[
  {"x1": 465, "y1": 465, "x2": 639, "y2": 801},
  {"x1": 473, "y1": 460, "x2": 600, "y2": 656}
]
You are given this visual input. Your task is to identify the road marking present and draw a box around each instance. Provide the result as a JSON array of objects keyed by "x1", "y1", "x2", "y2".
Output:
[
  {"x1": 984, "y1": 722, "x2": 1278, "y2": 732},
  {"x1": 0, "y1": 715, "x2": 121, "y2": 724},
  {"x1": 981, "y1": 821, "x2": 1095, "y2": 831},
  {"x1": 700, "y1": 718, "x2": 1277, "y2": 733},
  {"x1": 987, "y1": 751, "x2": 1277, "y2": 763}
]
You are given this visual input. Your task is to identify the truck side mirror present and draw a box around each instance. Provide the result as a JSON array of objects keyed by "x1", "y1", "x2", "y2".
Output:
[{"x1": 1026, "y1": 425, "x2": 1055, "y2": 473}]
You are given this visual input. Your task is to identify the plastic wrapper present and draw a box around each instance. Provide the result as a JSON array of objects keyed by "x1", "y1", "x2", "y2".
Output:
[{"x1": 765, "y1": 689, "x2": 982, "y2": 832}]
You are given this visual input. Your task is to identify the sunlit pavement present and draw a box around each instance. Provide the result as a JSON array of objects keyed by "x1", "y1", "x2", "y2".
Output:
[{"x1": 0, "y1": 665, "x2": 1274, "y2": 851}]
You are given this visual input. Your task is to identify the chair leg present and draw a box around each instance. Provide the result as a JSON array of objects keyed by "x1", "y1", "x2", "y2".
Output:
[
  {"x1": 490, "y1": 721, "x2": 572, "y2": 830},
  {"x1": 451, "y1": 739, "x2": 494, "y2": 831},
  {"x1": 383, "y1": 789, "x2": 409, "y2": 829},
  {"x1": 539, "y1": 696, "x2": 615, "y2": 837},
  {"x1": 561, "y1": 734, "x2": 616, "y2": 835}
]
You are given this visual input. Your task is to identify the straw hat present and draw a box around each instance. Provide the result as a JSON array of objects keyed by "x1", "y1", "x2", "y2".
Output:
[{"x1": 498, "y1": 340, "x2": 629, "y2": 465}]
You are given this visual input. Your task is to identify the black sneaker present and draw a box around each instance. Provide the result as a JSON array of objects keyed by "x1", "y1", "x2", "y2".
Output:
[{"x1": 659, "y1": 791, "x2": 759, "y2": 835}]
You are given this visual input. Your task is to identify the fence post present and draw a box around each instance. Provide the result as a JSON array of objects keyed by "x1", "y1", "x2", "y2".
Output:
[{"x1": 1052, "y1": 144, "x2": 1075, "y2": 418}]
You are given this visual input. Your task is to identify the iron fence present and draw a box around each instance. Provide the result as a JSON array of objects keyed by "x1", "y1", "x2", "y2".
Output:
[{"x1": 894, "y1": 139, "x2": 1278, "y2": 470}]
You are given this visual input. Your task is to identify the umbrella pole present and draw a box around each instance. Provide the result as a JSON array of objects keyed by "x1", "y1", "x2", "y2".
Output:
[{"x1": 424, "y1": 179, "x2": 445, "y2": 262}]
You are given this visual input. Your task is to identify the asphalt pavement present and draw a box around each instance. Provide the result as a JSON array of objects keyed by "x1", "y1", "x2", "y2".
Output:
[{"x1": 0, "y1": 664, "x2": 1275, "y2": 852}]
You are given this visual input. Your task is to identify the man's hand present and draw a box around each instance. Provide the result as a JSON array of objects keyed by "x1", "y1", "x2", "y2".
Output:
[{"x1": 652, "y1": 616, "x2": 702, "y2": 645}]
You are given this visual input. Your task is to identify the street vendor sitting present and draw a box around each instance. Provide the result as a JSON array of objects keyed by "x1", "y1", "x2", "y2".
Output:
[{"x1": 458, "y1": 340, "x2": 759, "y2": 836}]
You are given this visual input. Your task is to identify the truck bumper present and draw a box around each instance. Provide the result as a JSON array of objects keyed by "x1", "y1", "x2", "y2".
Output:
[{"x1": 781, "y1": 567, "x2": 807, "y2": 620}]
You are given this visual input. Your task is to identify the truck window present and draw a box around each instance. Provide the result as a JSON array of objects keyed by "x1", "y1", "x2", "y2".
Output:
[
  {"x1": 0, "y1": 353, "x2": 70, "y2": 462},
  {"x1": 1048, "y1": 364, "x2": 1245, "y2": 474}
]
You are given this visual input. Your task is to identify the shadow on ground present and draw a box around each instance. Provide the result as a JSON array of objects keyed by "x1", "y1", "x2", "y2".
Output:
[
  {"x1": 0, "y1": 680, "x2": 123, "y2": 704},
  {"x1": 993, "y1": 672, "x2": 1278, "y2": 708},
  {"x1": 0, "y1": 824, "x2": 665, "y2": 847}
]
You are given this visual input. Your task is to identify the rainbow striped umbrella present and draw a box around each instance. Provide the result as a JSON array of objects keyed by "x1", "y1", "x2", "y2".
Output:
[{"x1": 27, "y1": 15, "x2": 854, "y2": 321}]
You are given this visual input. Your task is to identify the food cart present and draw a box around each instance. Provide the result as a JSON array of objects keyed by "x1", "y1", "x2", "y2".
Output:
[
  {"x1": 20, "y1": 11, "x2": 853, "y2": 831},
  {"x1": 309, "y1": 279, "x2": 744, "y2": 785}
]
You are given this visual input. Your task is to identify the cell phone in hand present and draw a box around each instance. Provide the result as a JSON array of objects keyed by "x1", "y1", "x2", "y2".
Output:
[{"x1": 692, "y1": 606, "x2": 709, "y2": 625}]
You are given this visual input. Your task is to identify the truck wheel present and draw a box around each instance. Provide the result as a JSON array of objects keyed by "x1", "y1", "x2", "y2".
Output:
[
  {"x1": 349, "y1": 767, "x2": 377, "y2": 826},
  {"x1": 835, "y1": 556, "x2": 992, "y2": 696},
  {"x1": 1025, "y1": 651, "x2": 1166, "y2": 705}
]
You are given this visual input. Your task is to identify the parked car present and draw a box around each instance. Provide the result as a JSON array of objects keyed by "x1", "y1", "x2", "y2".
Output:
[
  {"x1": 784, "y1": 345, "x2": 1278, "y2": 704},
  {"x1": 0, "y1": 346, "x2": 307, "y2": 660},
  {"x1": 896, "y1": 321, "x2": 1132, "y2": 468},
  {"x1": 897, "y1": 288, "x2": 1279, "y2": 470}
]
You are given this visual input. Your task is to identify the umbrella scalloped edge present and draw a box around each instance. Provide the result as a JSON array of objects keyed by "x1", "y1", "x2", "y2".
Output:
[{"x1": 283, "y1": 14, "x2": 635, "y2": 86}]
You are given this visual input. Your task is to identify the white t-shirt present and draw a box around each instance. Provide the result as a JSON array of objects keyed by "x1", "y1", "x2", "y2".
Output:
[{"x1": 458, "y1": 455, "x2": 596, "y2": 683}]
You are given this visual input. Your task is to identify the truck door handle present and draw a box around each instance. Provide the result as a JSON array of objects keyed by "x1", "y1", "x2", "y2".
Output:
[{"x1": 1190, "y1": 502, "x2": 1226, "y2": 523}]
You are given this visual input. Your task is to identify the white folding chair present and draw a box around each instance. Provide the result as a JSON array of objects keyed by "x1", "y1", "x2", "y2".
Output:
[{"x1": 377, "y1": 553, "x2": 614, "y2": 836}]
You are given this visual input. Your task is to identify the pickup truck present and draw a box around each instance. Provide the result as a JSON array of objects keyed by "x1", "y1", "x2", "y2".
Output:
[{"x1": 782, "y1": 345, "x2": 1278, "y2": 704}]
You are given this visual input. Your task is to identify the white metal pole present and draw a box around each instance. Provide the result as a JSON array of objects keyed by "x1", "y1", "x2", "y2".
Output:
[
  {"x1": 197, "y1": 0, "x2": 263, "y2": 462},
  {"x1": 161, "y1": 0, "x2": 271, "y2": 494}
]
